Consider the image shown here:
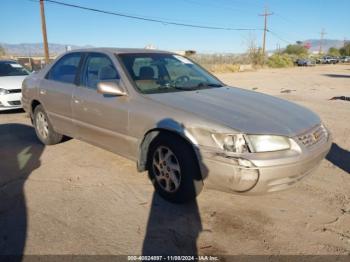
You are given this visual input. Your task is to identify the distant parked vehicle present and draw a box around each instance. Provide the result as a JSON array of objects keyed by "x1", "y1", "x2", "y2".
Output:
[
  {"x1": 296, "y1": 59, "x2": 315, "y2": 67},
  {"x1": 340, "y1": 56, "x2": 350, "y2": 63},
  {"x1": 334, "y1": 57, "x2": 342, "y2": 63},
  {"x1": 316, "y1": 58, "x2": 323, "y2": 64},
  {"x1": 317, "y1": 56, "x2": 338, "y2": 64},
  {"x1": 0, "y1": 60, "x2": 29, "y2": 111}
]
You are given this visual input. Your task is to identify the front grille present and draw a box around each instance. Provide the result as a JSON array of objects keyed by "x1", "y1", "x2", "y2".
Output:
[
  {"x1": 297, "y1": 125, "x2": 327, "y2": 148},
  {"x1": 8, "y1": 89, "x2": 22, "y2": 94},
  {"x1": 8, "y1": 100, "x2": 21, "y2": 106}
]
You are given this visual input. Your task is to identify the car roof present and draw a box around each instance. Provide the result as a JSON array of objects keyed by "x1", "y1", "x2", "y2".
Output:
[
  {"x1": 0, "y1": 60, "x2": 17, "y2": 64},
  {"x1": 66, "y1": 47, "x2": 174, "y2": 55}
]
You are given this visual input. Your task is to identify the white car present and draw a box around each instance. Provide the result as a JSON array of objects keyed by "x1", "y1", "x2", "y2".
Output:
[{"x1": 0, "y1": 60, "x2": 30, "y2": 111}]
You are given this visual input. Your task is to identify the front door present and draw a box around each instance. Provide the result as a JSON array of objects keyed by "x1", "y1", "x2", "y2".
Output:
[{"x1": 72, "y1": 52, "x2": 133, "y2": 158}]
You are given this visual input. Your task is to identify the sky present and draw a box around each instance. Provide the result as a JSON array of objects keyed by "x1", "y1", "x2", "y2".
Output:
[{"x1": 1, "y1": 0, "x2": 349, "y2": 53}]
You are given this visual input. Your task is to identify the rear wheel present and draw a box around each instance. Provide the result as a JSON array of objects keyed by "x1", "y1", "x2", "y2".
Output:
[
  {"x1": 147, "y1": 133, "x2": 203, "y2": 203},
  {"x1": 33, "y1": 104, "x2": 63, "y2": 145}
]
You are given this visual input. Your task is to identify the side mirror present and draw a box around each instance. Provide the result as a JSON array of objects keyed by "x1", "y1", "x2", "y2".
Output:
[{"x1": 97, "y1": 81, "x2": 127, "y2": 96}]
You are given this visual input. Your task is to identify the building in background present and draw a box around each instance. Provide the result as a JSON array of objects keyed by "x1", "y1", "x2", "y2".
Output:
[{"x1": 15, "y1": 56, "x2": 56, "y2": 71}]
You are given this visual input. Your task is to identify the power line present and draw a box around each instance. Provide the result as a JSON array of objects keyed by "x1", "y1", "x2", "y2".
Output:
[
  {"x1": 30, "y1": 0, "x2": 200, "y2": 25},
  {"x1": 274, "y1": 12, "x2": 296, "y2": 25},
  {"x1": 29, "y1": 0, "x2": 298, "y2": 53},
  {"x1": 178, "y1": 0, "x2": 260, "y2": 14},
  {"x1": 31, "y1": 0, "x2": 263, "y2": 32},
  {"x1": 267, "y1": 30, "x2": 292, "y2": 44}
]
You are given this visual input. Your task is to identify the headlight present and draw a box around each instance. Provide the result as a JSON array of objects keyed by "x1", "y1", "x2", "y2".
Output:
[
  {"x1": 247, "y1": 135, "x2": 290, "y2": 152},
  {"x1": 0, "y1": 88, "x2": 9, "y2": 95},
  {"x1": 212, "y1": 133, "x2": 291, "y2": 153},
  {"x1": 212, "y1": 133, "x2": 250, "y2": 153}
]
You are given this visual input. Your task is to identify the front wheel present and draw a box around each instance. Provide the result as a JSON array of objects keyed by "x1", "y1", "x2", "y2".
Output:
[
  {"x1": 33, "y1": 104, "x2": 63, "y2": 145},
  {"x1": 147, "y1": 133, "x2": 203, "y2": 203}
]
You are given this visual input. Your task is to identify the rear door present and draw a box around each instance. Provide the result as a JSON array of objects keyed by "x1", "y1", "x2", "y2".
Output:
[
  {"x1": 72, "y1": 52, "x2": 132, "y2": 157},
  {"x1": 39, "y1": 52, "x2": 83, "y2": 137}
]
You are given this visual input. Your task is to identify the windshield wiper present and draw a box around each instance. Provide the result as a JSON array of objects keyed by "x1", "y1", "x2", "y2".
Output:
[
  {"x1": 160, "y1": 83, "x2": 197, "y2": 91},
  {"x1": 159, "y1": 82, "x2": 223, "y2": 91},
  {"x1": 197, "y1": 82, "x2": 223, "y2": 88},
  {"x1": 172, "y1": 85, "x2": 197, "y2": 91}
]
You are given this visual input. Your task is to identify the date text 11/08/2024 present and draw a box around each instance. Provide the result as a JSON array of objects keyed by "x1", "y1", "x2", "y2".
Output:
[{"x1": 127, "y1": 255, "x2": 220, "y2": 261}]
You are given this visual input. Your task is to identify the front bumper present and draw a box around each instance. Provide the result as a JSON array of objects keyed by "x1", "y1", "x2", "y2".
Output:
[
  {"x1": 0, "y1": 93, "x2": 22, "y2": 111},
  {"x1": 199, "y1": 133, "x2": 332, "y2": 195}
]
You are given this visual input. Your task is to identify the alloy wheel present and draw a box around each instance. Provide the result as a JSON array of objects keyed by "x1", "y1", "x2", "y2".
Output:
[
  {"x1": 36, "y1": 111, "x2": 49, "y2": 139},
  {"x1": 152, "y1": 146, "x2": 181, "y2": 193}
]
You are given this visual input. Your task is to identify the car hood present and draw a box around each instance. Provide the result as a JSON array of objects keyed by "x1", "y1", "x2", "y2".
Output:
[
  {"x1": 0, "y1": 76, "x2": 27, "y2": 90},
  {"x1": 148, "y1": 87, "x2": 321, "y2": 137}
]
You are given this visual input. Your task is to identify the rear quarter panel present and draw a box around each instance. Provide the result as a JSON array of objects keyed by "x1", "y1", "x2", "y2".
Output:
[{"x1": 21, "y1": 74, "x2": 40, "y2": 116}]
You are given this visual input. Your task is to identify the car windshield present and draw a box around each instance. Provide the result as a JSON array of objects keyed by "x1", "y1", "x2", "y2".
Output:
[
  {"x1": 118, "y1": 53, "x2": 223, "y2": 94},
  {"x1": 0, "y1": 62, "x2": 30, "y2": 77}
]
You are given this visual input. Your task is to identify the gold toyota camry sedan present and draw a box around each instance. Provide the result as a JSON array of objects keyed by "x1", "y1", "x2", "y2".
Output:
[{"x1": 22, "y1": 48, "x2": 332, "y2": 203}]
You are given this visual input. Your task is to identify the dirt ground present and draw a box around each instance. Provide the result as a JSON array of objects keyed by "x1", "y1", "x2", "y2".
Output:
[{"x1": 0, "y1": 64, "x2": 349, "y2": 256}]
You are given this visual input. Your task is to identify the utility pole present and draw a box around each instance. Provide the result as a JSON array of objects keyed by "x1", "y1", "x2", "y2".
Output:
[
  {"x1": 319, "y1": 28, "x2": 326, "y2": 55},
  {"x1": 276, "y1": 43, "x2": 280, "y2": 54},
  {"x1": 259, "y1": 7, "x2": 273, "y2": 57},
  {"x1": 40, "y1": 0, "x2": 50, "y2": 64}
]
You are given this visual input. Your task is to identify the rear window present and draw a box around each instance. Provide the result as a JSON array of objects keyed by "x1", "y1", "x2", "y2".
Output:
[{"x1": 0, "y1": 62, "x2": 29, "y2": 77}]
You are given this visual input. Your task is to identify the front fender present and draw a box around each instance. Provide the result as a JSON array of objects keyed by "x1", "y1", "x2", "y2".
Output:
[{"x1": 137, "y1": 118, "x2": 199, "y2": 172}]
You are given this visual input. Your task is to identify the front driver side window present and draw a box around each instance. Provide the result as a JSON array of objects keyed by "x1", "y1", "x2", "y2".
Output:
[
  {"x1": 82, "y1": 53, "x2": 120, "y2": 89},
  {"x1": 46, "y1": 53, "x2": 82, "y2": 84}
]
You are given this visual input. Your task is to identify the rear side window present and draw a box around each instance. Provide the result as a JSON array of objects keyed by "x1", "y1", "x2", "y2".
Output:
[
  {"x1": 46, "y1": 53, "x2": 82, "y2": 84},
  {"x1": 81, "y1": 53, "x2": 119, "y2": 89}
]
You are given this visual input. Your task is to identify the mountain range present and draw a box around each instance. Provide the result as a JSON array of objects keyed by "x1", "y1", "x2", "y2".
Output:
[
  {"x1": 302, "y1": 39, "x2": 346, "y2": 52},
  {"x1": 0, "y1": 39, "x2": 347, "y2": 56},
  {"x1": 0, "y1": 43, "x2": 93, "y2": 56}
]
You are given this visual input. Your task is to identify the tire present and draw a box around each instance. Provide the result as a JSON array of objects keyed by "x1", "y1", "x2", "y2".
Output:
[
  {"x1": 33, "y1": 104, "x2": 63, "y2": 145},
  {"x1": 147, "y1": 133, "x2": 203, "y2": 203}
]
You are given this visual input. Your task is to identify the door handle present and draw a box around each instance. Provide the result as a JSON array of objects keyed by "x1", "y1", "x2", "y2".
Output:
[{"x1": 39, "y1": 89, "x2": 46, "y2": 95}]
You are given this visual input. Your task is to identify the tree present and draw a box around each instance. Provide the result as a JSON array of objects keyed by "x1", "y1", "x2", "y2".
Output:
[
  {"x1": 283, "y1": 44, "x2": 308, "y2": 56},
  {"x1": 339, "y1": 43, "x2": 350, "y2": 56},
  {"x1": 328, "y1": 47, "x2": 340, "y2": 56},
  {"x1": 0, "y1": 45, "x2": 5, "y2": 57}
]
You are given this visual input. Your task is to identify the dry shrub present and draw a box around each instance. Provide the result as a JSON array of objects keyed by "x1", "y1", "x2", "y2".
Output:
[{"x1": 267, "y1": 54, "x2": 294, "y2": 68}]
